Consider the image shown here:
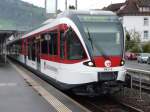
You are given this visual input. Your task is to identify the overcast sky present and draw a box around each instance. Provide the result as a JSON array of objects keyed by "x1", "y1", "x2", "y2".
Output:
[{"x1": 22, "y1": 0, "x2": 126, "y2": 12}]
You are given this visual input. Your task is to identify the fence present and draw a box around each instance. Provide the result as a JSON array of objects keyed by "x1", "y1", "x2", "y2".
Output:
[{"x1": 126, "y1": 68, "x2": 150, "y2": 100}]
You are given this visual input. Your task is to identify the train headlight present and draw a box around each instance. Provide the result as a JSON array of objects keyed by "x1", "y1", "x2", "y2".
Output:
[
  {"x1": 120, "y1": 60, "x2": 125, "y2": 66},
  {"x1": 83, "y1": 61, "x2": 95, "y2": 67},
  {"x1": 88, "y1": 62, "x2": 94, "y2": 66}
]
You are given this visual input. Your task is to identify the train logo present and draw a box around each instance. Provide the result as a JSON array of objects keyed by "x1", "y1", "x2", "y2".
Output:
[{"x1": 104, "y1": 60, "x2": 111, "y2": 67}]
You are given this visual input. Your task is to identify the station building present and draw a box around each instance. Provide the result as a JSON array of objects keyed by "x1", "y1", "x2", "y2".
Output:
[{"x1": 104, "y1": 0, "x2": 150, "y2": 42}]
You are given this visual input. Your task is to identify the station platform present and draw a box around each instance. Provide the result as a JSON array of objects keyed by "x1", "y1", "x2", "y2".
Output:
[{"x1": 0, "y1": 59, "x2": 89, "y2": 112}]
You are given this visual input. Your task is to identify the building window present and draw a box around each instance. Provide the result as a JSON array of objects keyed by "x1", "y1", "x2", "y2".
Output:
[
  {"x1": 144, "y1": 17, "x2": 149, "y2": 26},
  {"x1": 144, "y1": 31, "x2": 149, "y2": 39}
]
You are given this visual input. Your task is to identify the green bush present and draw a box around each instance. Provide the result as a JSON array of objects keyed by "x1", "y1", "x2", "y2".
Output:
[
  {"x1": 130, "y1": 44, "x2": 142, "y2": 53},
  {"x1": 142, "y1": 41, "x2": 150, "y2": 53}
]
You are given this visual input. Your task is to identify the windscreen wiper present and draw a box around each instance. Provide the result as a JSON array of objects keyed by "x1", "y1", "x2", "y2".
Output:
[
  {"x1": 99, "y1": 47, "x2": 110, "y2": 60},
  {"x1": 86, "y1": 27, "x2": 94, "y2": 49}
]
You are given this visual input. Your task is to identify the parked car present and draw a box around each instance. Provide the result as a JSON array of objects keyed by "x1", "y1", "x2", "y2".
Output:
[
  {"x1": 147, "y1": 56, "x2": 150, "y2": 64},
  {"x1": 125, "y1": 52, "x2": 137, "y2": 60},
  {"x1": 137, "y1": 53, "x2": 150, "y2": 63}
]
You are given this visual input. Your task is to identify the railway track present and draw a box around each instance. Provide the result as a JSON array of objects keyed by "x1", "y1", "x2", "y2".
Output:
[{"x1": 69, "y1": 94, "x2": 143, "y2": 112}]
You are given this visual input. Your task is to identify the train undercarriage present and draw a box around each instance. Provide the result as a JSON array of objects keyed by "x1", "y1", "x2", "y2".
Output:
[{"x1": 71, "y1": 81, "x2": 125, "y2": 96}]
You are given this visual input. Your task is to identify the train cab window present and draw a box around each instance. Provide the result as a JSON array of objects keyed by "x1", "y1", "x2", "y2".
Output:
[
  {"x1": 66, "y1": 28, "x2": 86, "y2": 60},
  {"x1": 49, "y1": 32, "x2": 58, "y2": 55},
  {"x1": 41, "y1": 34, "x2": 48, "y2": 54}
]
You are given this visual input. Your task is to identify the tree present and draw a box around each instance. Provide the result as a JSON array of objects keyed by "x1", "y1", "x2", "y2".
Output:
[
  {"x1": 142, "y1": 41, "x2": 150, "y2": 53},
  {"x1": 125, "y1": 31, "x2": 131, "y2": 51},
  {"x1": 125, "y1": 30, "x2": 142, "y2": 53}
]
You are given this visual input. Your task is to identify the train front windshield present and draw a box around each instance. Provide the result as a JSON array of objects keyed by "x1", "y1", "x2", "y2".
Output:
[{"x1": 78, "y1": 15, "x2": 124, "y2": 57}]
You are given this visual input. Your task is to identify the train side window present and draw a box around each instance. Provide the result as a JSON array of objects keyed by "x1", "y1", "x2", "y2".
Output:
[
  {"x1": 49, "y1": 32, "x2": 58, "y2": 55},
  {"x1": 41, "y1": 34, "x2": 48, "y2": 54},
  {"x1": 28, "y1": 39, "x2": 32, "y2": 60},
  {"x1": 31, "y1": 40, "x2": 35, "y2": 61},
  {"x1": 60, "y1": 32, "x2": 65, "y2": 59},
  {"x1": 66, "y1": 28, "x2": 86, "y2": 60},
  {"x1": 28, "y1": 38, "x2": 36, "y2": 61}
]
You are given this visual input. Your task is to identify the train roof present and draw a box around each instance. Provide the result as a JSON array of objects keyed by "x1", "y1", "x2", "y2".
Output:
[
  {"x1": 7, "y1": 10, "x2": 117, "y2": 45},
  {"x1": 42, "y1": 10, "x2": 116, "y2": 25},
  {"x1": 57, "y1": 10, "x2": 116, "y2": 18}
]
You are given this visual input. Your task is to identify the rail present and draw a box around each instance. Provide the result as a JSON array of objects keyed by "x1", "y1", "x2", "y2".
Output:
[{"x1": 70, "y1": 95, "x2": 144, "y2": 112}]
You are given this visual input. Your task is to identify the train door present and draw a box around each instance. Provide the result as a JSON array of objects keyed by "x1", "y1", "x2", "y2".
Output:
[
  {"x1": 36, "y1": 37, "x2": 41, "y2": 71},
  {"x1": 39, "y1": 30, "x2": 60, "y2": 79},
  {"x1": 47, "y1": 31, "x2": 59, "y2": 79}
]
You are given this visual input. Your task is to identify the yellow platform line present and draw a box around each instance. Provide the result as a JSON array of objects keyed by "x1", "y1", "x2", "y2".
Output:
[{"x1": 9, "y1": 61, "x2": 72, "y2": 112}]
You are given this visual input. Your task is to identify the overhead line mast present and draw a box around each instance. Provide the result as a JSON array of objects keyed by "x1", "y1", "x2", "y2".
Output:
[
  {"x1": 45, "y1": 0, "x2": 47, "y2": 15},
  {"x1": 65, "y1": 0, "x2": 67, "y2": 10},
  {"x1": 75, "y1": 0, "x2": 77, "y2": 10}
]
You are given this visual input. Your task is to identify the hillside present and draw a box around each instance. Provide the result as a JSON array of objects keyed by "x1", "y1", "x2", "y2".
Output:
[{"x1": 0, "y1": 0, "x2": 47, "y2": 31}]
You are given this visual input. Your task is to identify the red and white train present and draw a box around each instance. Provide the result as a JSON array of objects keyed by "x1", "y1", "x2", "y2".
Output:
[{"x1": 7, "y1": 10, "x2": 126, "y2": 95}]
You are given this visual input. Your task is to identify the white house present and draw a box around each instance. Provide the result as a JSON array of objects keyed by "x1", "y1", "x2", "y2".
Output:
[{"x1": 105, "y1": 0, "x2": 150, "y2": 42}]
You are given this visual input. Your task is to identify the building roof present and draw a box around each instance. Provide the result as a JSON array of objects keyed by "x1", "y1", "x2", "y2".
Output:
[
  {"x1": 117, "y1": 0, "x2": 139, "y2": 15},
  {"x1": 103, "y1": 3, "x2": 125, "y2": 12},
  {"x1": 104, "y1": 0, "x2": 150, "y2": 16}
]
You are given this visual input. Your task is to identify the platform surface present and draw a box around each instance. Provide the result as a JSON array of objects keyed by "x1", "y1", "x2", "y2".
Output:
[
  {"x1": 0, "y1": 63, "x2": 56, "y2": 112},
  {"x1": 0, "y1": 59, "x2": 89, "y2": 112}
]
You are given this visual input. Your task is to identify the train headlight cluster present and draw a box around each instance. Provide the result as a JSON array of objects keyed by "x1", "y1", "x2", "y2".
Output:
[
  {"x1": 83, "y1": 61, "x2": 95, "y2": 67},
  {"x1": 120, "y1": 60, "x2": 125, "y2": 66}
]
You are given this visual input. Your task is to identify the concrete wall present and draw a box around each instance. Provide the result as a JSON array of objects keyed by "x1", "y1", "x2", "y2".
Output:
[{"x1": 122, "y1": 16, "x2": 150, "y2": 42}]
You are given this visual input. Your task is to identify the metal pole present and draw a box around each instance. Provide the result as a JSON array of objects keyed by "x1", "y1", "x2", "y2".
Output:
[
  {"x1": 75, "y1": 0, "x2": 77, "y2": 10},
  {"x1": 130, "y1": 75, "x2": 133, "y2": 96},
  {"x1": 65, "y1": 0, "x2": 67, "y2": 10},
  {"x1": 139, "y1": 73, "x2": 142, "y2": 100},
  {"x1": 45, "y1": 0, "x2": 47, "y2": 14},
  {"x1": 131, "y1": 75, "x2": 133, "y2": 90},
  {"x1": 56, "y1": 0, "x2": 58, "y2": 14}
]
